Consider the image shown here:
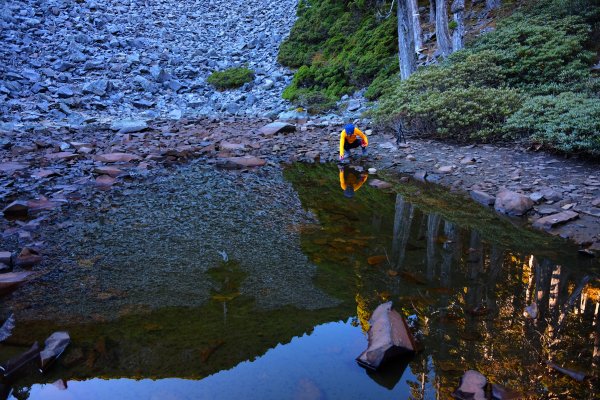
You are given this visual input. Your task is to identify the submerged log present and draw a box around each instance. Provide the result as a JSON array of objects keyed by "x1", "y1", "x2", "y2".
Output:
[
  {"x1": 0, "y1": 342, "x2": 40, "y2": 380},
  {"x1": 356, "y1": 302, "x2": 417, "y2": 370},
  {"x1": 544, "y1": 360, "x2": 587, "y2": 382},
  {"x1": 39, "y1": 331, "x2": 71, "y2": 373}
]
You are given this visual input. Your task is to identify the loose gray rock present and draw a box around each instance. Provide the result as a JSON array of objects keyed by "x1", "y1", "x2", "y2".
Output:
[
  {"x1": 109, "y1": 119, "x2": 148, "y2": 133},
  {"x1": 494, "y1": 190, "x2": 534, "y2": 216}
]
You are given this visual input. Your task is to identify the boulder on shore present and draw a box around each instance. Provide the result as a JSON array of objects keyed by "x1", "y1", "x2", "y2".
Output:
[{"x1": 494, "y1": 190, "x2": 534, "y2": 216}]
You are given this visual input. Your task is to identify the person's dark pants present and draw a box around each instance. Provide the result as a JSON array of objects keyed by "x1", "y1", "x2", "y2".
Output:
[{"x1": 344, "y1": 138, "x2": 363, "y2": 152}]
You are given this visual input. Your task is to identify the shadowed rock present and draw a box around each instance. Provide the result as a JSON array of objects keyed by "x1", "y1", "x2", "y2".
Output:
[
  {"x1": 356, "y1": 302, "x2": 416, "y2": 370},
  {"x1": 0, "y1": 271, "x2": 34, "y2": 291},
  {"x1": 0, "y1": 342, "x2": 39, "y2": 380},
  {"x1": 2, "y1": 201, "x2": 29, "y2": 216}
]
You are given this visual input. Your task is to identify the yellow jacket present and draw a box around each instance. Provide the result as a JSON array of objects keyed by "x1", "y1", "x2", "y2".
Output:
[
  {"x1": 339, "y1": 128, "x2": 368, "y2": 158},
  {"x1": 340, "y1": 170, "x2": 368, "y2": 192}
]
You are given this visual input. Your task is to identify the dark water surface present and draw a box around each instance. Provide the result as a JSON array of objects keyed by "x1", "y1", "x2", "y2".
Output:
[{"x1": 1, "y1": 162, "x2": 599, "y2": 399}]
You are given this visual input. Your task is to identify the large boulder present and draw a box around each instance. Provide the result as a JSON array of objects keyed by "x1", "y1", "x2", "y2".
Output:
[{"x1": 494, "y1": 190, "x2": 534, "y2": 216}]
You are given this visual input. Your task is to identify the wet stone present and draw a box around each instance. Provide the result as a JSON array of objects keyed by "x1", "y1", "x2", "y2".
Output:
[{"x1": 532, "y1": 211, "x2": 579, "y2": 230}]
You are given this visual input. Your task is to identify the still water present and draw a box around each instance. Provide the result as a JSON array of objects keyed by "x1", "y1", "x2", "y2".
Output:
[{"x1": 1, "y1": 162, "x2": 598, "y2": 399}]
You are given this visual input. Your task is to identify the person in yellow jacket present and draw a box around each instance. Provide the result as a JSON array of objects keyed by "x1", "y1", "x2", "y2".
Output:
[
  {"x1": 339, "y1": 123, "x2": 368, "y2": 161},
  {"x1": 339, "y1": 165, "x2": 368, "y2": 198}
]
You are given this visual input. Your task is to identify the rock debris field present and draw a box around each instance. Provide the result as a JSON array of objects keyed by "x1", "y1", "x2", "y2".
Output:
[{"x1": 0, "y1": 0, "x2": 297, "y2": 128}]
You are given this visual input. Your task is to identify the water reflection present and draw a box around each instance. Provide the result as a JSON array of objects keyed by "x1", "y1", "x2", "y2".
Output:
[
  {"x1": 0, "y1": 163, "x2": 598, "y2": 399},
  {"x1": 338, "y1": 165, "x2": 368, "y2": 199}
]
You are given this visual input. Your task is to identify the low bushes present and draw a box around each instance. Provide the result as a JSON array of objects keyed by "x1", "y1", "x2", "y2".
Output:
[{"x1": 207, "y1": 67, "x2": 254, "y2": 90}]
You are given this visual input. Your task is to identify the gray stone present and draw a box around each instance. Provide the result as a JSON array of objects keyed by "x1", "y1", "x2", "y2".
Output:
[
  {"x1": 470, "y1": 190, "x2": 495, "y2": 206},
  {"x1": 56, "y1": 86, "x2": 74, "y2": 98},
  {"x1": 109, "y1": 119, "x2": 148, "y2": 133},
  {"x1": 494, "y1": 190, "x2": 534, "y2": 216},
  {"x1": 82, "y1": 79, "x2": 109, "y2": 96},
  {"x1": 530, "y1": 192, "x2": 544, "y2": 202},
  {"x1": 414, "y1": 170, "x2": 427, "y2": 182},
  {"x1": 0, "y1": 251, "x2": 11, "y2": 265},
  {"x1": 347, "y1": 99, "x2": 361, "y2": 112},
  {"x1": 532, "y1": 211, "x2": 579, "y2": 230}
]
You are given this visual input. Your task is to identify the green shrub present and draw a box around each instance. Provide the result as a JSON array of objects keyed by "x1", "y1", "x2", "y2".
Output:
[
  {"x1": 471, "y1": 14, "x2": 594, "y2": 90},
  {"x1": 279, "y1": 0, "x2": 398, "y2": 102},
  {"x1": 207, "y1": 67, "x2": 254, "y2": 90},
  {"x1": 505, "y1": 92, "x2": 600, "y2": 156}
]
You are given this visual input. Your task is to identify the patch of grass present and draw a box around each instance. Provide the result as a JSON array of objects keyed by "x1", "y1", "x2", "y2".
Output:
[{"x1": 207, "y1": 67, "x2": 254, "y2": 90}]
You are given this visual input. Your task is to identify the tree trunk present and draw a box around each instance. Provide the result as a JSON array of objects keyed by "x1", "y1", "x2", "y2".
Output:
[
  {"x1": 397, "y1": 0, "x2": 417, "y2": 80},
  {"x1": 486, "y1": 0, "x2": 501, "y2": 10},
  {"x1": 435, "y1": 0, "x2": 452, "y2": 57},
  {"x1": 451, "y1": 0, "x2": 465, "y2": 52},
  {"x1": 429, "y1": 0, "x2": 436, "y2": 24},
  {"x1": 409, "y1": 0, "x2": 423, "y2": 52}
]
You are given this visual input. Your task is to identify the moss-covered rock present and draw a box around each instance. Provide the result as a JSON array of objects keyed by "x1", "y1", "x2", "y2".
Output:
[{"x1": 207, "y1": 67, "x2": 254, "y2": 90}]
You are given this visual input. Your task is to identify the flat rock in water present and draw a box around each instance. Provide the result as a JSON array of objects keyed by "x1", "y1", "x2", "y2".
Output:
[
  {"x1": 532, "y1": 211, "x2": 579, "y2": 230},
  {"x1": 15, "y1": 247, "x2": 42, "y2": 268},
  {"x1": 368, "y1": 179, "x2": 393, "y2": 190},
  {"x1": 0, "y1": 162, "x2": 29, "y2": 174},
  {"x1": 259, "y1": 122, "x2": 295, "y2": 135},
  {"x1": 356, "y1": 302, "x2": 416, "y2": 370},
  {"x1": 96, "y1": 153, "x2": 142, "y2": 163},
  {"x1": 453, "y1": 370, "x2": 487, "y2": 400},
  {"x1": 0, "y1": 342, "x2": 40, "y2": 379},
  {"x1": 470, "y1": 190, "x2": 495, "y2": 206},
  {"x1": 40, "y1": 331, "x2": 70, "y2": 372},
  {"x1": 2, "y1": 201, "x2": 29, "y2": 216},
  {"x1": 494, "y1": 190, "x2": 534, "y2": 216}
]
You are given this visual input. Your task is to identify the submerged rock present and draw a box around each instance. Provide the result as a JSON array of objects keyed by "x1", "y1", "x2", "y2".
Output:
[
  {"x1": 452, "y1": 370, "x2": 487, "y2": 400},
  {"x1": 0, "y1": 342, "x2": 40, "y2": 379},
  {"x1": 356, "y1": 302, "x2": 416, "y2": 370},
  {"x1": 40, "y1": 331, "x2": 71, "y2": 373}
]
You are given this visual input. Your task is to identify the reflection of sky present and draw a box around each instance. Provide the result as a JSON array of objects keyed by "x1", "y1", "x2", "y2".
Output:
[{"x1": 16, "y1": 320, "x2": 428, "y2": 400}]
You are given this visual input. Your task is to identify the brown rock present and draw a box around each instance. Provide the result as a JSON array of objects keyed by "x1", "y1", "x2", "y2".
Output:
[
  {"x1": 96, "y1": 153, "x2": 142, "y2": 163},
  {"x1": 28, "y1": 197, "x2": 62, "y2": 211},
  {"x1": 94, "y1": 166, "x2": 123, "y2": 177},
  {"x1": 15, "y1": 247, "x2": 42, "y2": 268},
  {"x1": 219, "y1": 142, "x2": 246, "y2": 151},
  {"x1": 259, "y1": 122, "x2": 296, "y2": 135},
  {"x1": 0, "y1": 271, "x2": 35, "y2": 290},
  {"x1": 532, "y1": 211, "x2": 579, "y2": 230}
]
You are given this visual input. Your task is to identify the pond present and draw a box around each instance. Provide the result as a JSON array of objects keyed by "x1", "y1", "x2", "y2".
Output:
[{"x1": 1, "y1": 161, "x2": 599, "y2": 399}]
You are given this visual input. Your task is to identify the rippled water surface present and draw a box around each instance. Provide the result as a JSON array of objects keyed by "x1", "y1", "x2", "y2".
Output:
[{"x1": 1, "y1": 162, "x2": 599, "y2": 399}]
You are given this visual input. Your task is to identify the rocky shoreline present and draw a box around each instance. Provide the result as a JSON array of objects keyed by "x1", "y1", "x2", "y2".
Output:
[{"x1": 1, "y1": 116, "x2": 599, "y2": 268}]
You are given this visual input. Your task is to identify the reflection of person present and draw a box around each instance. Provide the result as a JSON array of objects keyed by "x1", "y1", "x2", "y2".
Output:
[
  {"x1": 339, "y1": 165, "x2": 368, "y2": 198},
  {"x1": 339, "y1": 123, "x2": 368, "y2": 161}
]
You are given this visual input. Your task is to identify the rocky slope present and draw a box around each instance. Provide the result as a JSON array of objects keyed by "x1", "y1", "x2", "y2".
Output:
[{"x1": 0, "y1": 0, "x2": 297, "y2": 130}]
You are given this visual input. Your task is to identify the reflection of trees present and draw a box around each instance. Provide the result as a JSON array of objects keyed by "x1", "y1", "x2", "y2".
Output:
[{"x1": 392, "y1": 194, "x2": 414, "y2": 270}]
